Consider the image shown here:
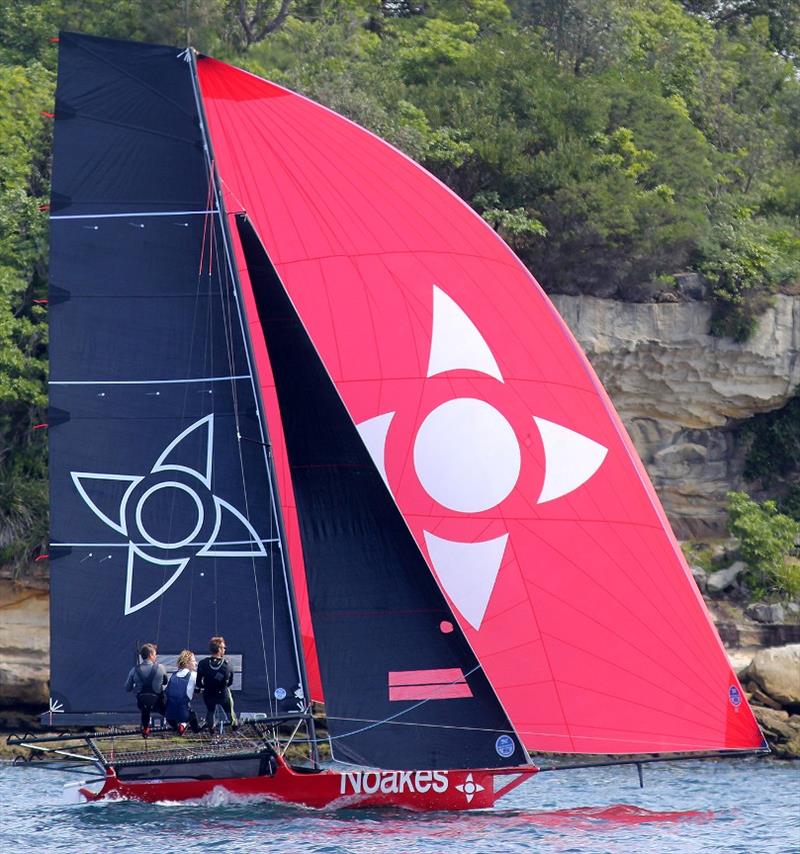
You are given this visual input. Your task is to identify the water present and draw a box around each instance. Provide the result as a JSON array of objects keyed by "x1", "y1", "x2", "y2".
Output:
[{"x1": 1, "y1": 757, "x2": 797, "y2": 854}]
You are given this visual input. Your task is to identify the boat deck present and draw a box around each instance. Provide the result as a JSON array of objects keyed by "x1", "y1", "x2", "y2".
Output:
[
  {"x1": 7, "y1": 722, "x2": 287, "y2": 771},
  {"x1": 94, "y1": 724, "x2": 274, "y2": 766}
]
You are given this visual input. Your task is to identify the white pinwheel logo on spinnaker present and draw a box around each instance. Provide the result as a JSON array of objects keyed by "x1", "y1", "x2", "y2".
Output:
[
  {"x1": 71, "y1": 415, "x2": 266, "y2": 615},
  {"x1": 356, "y1": 285, "x2": 609, "y2": 632}
]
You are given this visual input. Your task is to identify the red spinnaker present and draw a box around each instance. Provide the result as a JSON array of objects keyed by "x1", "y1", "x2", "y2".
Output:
[{"x1": 197, "y1": 57, "x2": 764, "y2": 754}]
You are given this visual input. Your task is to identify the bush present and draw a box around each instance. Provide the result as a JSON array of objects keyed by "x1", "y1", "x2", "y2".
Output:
[
  {"x1": 701, "y1": 203, "x2": 800, "y2": 341},
  {"x1": 726, "y1": 491, "x2": 800, "y2": 599},
  {"x1": 0, "y1": 455, "x2": 48, "y2": 577},
  {"x1": 779, "y1": 486, "x2": 800, "y2": 523}
]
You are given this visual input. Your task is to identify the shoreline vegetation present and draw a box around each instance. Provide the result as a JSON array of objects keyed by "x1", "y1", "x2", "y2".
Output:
[
  {"x1": 0, "y1": 1, "x2": 798, "y2": 761},
  {"x1": 2, "y1": 0, "x2": 799, "y2": 578}
]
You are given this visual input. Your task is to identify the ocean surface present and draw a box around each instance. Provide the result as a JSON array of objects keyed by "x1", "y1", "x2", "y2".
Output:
[{"x1": 0, "y1": 757, "x2": 797, "y2": 854}]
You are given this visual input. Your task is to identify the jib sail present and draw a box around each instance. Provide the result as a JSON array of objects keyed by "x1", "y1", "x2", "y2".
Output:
[{"x1": 236, "y1": 215, "x2": 526, "y2": 770}]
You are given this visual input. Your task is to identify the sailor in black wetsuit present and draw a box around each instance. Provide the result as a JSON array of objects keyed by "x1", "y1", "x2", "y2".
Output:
[
  {"x1": 196, "y1": 636, "x2": 237, "y2": 730},
  {"x1": 124, "y1": 643, "x2": 167, "y2": 735}
]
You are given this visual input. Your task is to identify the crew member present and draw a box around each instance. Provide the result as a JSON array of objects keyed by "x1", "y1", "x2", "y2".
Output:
[
  {"x1": 164, "y1": 649, "x2": 200, "y2": 735},
  {"x1": 197, "y1": 636, "x2": 237, "y2": 730},
  {"x1": 124, "y1": 643, "x2": 167, "y2": 736}
]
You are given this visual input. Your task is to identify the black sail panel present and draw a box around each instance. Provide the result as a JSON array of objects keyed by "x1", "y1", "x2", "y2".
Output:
[
  {"x1": 236, "y1": 216, "x2": 526, "y2": 770},
  {"x1": 47, "y1": 33, "x2": 303, "y2": 723}
]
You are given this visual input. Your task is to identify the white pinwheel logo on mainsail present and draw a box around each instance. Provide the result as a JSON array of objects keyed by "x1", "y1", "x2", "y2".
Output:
[
  {"x1": 356, "y1": 285, "x2": 608, "y2": 632},
  {"x1": 71, "y1": 415, "x2": 267, "y2": 615}
]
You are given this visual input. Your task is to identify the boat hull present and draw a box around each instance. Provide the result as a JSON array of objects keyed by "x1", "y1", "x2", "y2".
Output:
[{"x1": 80, "y1": 757, "x2": 538, "y2": 810}]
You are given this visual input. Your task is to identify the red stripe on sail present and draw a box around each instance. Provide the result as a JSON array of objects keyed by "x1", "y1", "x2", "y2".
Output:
[
  {"x1": 223, "y1": 223, "x2": 323, "y2": 701},
  {"x1": 389, "y1": 683, "x2": 473, "y2": 702},
  {"x1": 388, "y1": 669, "x2": 473, "y2": 701},
  {"x1": 388, "y1": 668, "x2": 467, "y2": 686}
]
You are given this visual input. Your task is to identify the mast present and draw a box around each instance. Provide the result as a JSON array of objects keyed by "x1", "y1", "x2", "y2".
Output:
[{"x1": 186, "y1": 47, "x2": 319, "y2": 766}]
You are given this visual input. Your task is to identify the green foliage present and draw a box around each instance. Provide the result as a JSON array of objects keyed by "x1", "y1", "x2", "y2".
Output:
[
  {"x1": 681, "y1": 540, "x2": 721, "y2": 573},
  {"x1": 0, "y1": 455, "x2": 48, "y2": 576},
  {"x1": 727, "y1": 491, "x2": 800, "y2": 598},
  {"x1": 779, "y1": 486, "x2": 800, "y2": 523},
  {"x1": 0, "y1": 0, "x2": 62, "y2": 68},
  {"x1": 771, "y1": 559, "x2": 800, "y2": 601},
  {"x1": 395, "y1": 18, "x2": 480, "y2": 82},
  {"x1": 474, "y1": 191, "x2": 547, "y2": 250},
  {"x1": 701, "y1": 210, "x2": 777, "y2": 340},
  {"x1": 739, "y1": 396, "x2": 800, "y2": 486},
  {"x1": 0, "y1": 61, "x2": 52, "y2": 573},
  {"x1": 2, "y1": 0, "x2": 800, "y2": 566},
  {"x1": 0, "y1": 67, "x2": 50, "y2": 407},
  {"x1": 680, "y1": 0, "x2": 800, "y2": 59},
  {"x1": 700, "y1": 201, "x2": 800, "y2": 340}
]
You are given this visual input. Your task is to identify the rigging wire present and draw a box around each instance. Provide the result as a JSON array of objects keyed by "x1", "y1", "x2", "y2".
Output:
[
  {"x1": 190, "y1": 74, "x2": 315, "y2": 747},
  {"x1": 215, "y1": 197, "x2": 276, "y2": 715},
  {"x1": 187, "y1": 53, "x2": 293, "y2": 720},
  {"x1": 319, "y1": 665, "x2": 508, "y2": 744}
]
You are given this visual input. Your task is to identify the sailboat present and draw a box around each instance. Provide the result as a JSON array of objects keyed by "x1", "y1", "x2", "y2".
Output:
[{"x1": 9, "y1": 31, "x2": 766, "y2": 809}]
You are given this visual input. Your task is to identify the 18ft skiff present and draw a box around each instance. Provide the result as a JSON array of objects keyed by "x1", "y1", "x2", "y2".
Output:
[{"x1": 9, "y1": 31, "x2": 766, "y2": 809}]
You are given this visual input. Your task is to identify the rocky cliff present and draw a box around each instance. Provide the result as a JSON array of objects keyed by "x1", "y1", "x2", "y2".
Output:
[
  {"x1": 0, "y1": 580, "x2": 49, "y2": 730},
  {"x1": 551, "y1": 293, "x2": 800, "y2": 538}
]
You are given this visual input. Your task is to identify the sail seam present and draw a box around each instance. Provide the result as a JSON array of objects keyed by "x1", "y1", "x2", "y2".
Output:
[
  {"x1": 51, "y1": 210, "x2": 217, "y2": 220},
  {"x1": 51, "y1": 539, "x2": 279, "y2": 547},
  {"x1": 325, "y1": 715, "x2": 748, "y2": 751},
  {"x1": 58, "y1": 111, "x2": 198, "y2": 146},
  {"x1": 276, "y1": 248, "x2": 524, "y2": 269},
  {"x1": 50, "y1": 374, "x2": 250, "y2": 385}
]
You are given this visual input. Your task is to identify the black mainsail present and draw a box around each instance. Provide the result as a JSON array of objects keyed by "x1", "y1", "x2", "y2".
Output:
[{"x1": 47, "y1": 33, "x2": 305, "y2": 723}]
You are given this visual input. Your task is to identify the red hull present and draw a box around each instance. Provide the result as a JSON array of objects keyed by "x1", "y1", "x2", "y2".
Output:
[{"x1": 80, "y1": 756, "x2": 537, "y2": 810}]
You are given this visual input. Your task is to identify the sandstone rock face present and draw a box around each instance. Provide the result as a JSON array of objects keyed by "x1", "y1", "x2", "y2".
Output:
[
  {"x1": 752, "y1": 706, "x2": 800, "y2": 758},
  {"x1": 0, "y1": 583, "x2": 49, "y2": 708},
  {"x1": 550, "y1": 294, "x2": 800, "y2": 537},
  {"x1": 744, "y1": 644, "x2": 800, "y2": 707},
  {"x1": 690, "y1": 564, "x2": 707, "y2": 592}
]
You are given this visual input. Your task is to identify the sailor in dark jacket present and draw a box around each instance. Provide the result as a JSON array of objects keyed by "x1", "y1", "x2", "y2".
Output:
[
  {"x1": 196, "y1": 636, "x2": 237, "y2": 730},
  {"x1": 124, "y1": 643, "x2": 167, "y2": 735}
]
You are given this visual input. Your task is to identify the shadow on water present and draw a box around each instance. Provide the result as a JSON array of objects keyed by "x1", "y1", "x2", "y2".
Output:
[{"x1": 63, "y1": 792, "x2": 715, "y2": 833}]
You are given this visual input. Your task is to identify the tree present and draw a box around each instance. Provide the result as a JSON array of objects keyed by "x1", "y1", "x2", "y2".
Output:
[
  {"x1": 680, "y1": 0, "x2": 800, "y2": 59},
  {"x1": 0, "y1": 62, "x2": 52, "y2": 572},
  {"x1": 232, "y1": 0, "x2": 293, "y2": 49}
]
